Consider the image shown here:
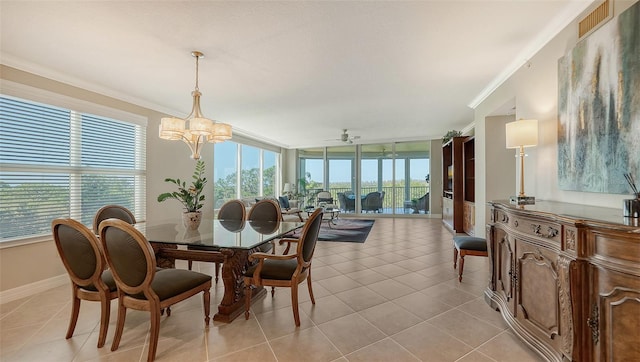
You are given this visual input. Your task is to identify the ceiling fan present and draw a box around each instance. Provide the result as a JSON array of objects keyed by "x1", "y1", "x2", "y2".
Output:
[{"x1": 330, "y1": 129, "x2": 360, "y2": 144}]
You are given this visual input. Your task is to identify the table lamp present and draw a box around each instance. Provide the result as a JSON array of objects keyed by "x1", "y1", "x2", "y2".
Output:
[
  {"x1": 283, "y1": 183, "x2": 292, "y2": 197},
  {"x1": 506, "y1": 119, "x2": 538, "y2": 205}
]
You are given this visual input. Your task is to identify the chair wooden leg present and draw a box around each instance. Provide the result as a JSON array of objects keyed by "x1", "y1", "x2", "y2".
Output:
[
  {"x1": 307, "y1": 271, "x2": 316, "y2": 305},
  {"x1": 97, "y1": 296, "x2": 111, "y2": 348},
  {"x1": 244, "y1": 279, "x2": 252, "y2": 320},
  {"x1": 283, "y1": 242, "x2": 292, "y2": 255},
  {"x1": 66, "y1": 291, "x2": 80, "y2": 339},
  {"x1": 458, "y1": 253, "x2": 465, "y2": 282},
  {"x1": 166, "y1": 306, "x2": 171, "y2": 316},
  {"x1": 203, "y1": 288, "x2": 211, "y2": 325},
  {"x1": 188, "y1": 260, "x2": 193, "y2": 270},
  {"x1": 453, "y1": 247, "x2": 458, "y2": 269},
  {"x1": 271, "y1": 287, "x2": 275, "y2": 297},
  {"x1": 111, "y1": 298, "x2": 126, "y2": 352},
  {"x1": 214, "y1": 262, "x2": 220, "y2": 283},
  {"x1": 291, "y1": 283, "x2": 300, "y2": 327},
  {"x1": 147, "y1": 307, "x2": 161, "y2": 362}
]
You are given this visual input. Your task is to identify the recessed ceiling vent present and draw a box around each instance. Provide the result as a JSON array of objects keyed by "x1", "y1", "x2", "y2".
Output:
[{"x1": 578, "y1": 0, "x2": 613, "y2": 39}]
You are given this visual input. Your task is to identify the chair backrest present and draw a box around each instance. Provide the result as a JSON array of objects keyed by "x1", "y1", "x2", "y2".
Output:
[
  {"x1": 93, "y1": 205, "x2": 136, "y2": 234},
  {"x1": 99, "y1": 219, "x2": 155, "y2": 297},
  {"x1": 219, "y1": 219, "x2": 246, "y2": 232},
  {"x1": 296, "y1": 208, "x2": 324, "y2": 264},
  {"x1": 52, "y1": 218, "x2": 105, "y2": 289},
  {"x1": 218, "y1": 199, "x2": 246, "y2": 220},
  {"x1": 363, "y1": 192, "x2": 382, "y2": 209},
  {"x1": 420, "y1": 193, "x2": 430, "y2": 211},
  {"x1": 317, "y1": 191, "x2": 333, "y2": 204},
  {"x1": 248, "y1": 199, "x2": 282, "y2": 222}
]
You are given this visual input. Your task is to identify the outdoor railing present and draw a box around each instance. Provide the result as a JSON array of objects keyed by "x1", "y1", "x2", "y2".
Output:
[{"x1": 302, "y1": 186, "x2": 429, "y2": 212}]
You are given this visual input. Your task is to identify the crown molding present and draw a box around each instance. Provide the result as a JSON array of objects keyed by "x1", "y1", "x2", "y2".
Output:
[
  {"x1": 467, "y1": 0, "x2": 596, "y2": 109},
  {"x1": 1, "y1": 53, "x2": 181, "y2": 118}
]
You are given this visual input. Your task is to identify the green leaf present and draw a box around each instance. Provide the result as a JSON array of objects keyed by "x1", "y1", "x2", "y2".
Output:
[{"x1": 157, "y1": 193, "x2": 174, "y2": 202}]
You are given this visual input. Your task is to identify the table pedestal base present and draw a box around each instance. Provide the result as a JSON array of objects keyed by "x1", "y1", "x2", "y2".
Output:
[{"x1": 152, "y1": 242, "x2": 265, "y2": 323}]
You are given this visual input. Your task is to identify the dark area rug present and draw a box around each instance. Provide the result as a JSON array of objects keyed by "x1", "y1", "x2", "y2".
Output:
[{"x1": 286, "y1": 219, "x2": 375, "y2": 243}]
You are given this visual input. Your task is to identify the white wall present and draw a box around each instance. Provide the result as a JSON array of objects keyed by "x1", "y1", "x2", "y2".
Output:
[{"x1": 474, "y1": 0, "x2": 637, "y2": 236}]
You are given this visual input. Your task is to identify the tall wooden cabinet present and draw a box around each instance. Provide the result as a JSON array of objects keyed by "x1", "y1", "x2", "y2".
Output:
[
  {"x1": 485, "y1": 201, "x2": 640, "y2": 362},
  {"x1": 442, "y1": 136, "x2": 465, "y2": 233}
]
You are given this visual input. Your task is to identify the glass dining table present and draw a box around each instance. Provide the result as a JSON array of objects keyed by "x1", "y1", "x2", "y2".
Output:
[{"x1": 135, "y1": 218, "x2": 304, "y2": 323}]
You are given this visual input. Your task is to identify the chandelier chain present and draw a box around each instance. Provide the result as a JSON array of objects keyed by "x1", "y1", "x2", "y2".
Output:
[{"x1": 194, "y1": 54, "x2": 200, "y2": 91}]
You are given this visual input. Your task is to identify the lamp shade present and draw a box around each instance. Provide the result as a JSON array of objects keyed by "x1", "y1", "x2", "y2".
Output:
[
  {"x1": 188, "y1": 117, "x2": 213, "y2": 136},
  {"x1": 159, "y1": 117, "x2": 185, "y2": 140},
  {"x1": 506, "y1": 119, "x2": 538, "y2": 148},
  {"x1": 283, "y1": 183, "x2": 292, "y2": 193}
]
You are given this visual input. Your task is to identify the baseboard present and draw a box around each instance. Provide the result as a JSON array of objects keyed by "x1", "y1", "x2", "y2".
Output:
[{"x1": 0, "y1": 274, "x2": 68, "y2": 305}]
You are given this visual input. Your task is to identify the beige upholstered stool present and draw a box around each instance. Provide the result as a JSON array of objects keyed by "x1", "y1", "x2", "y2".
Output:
[{"x1": 453, "y1": 236, "x2": 488, "y2": 282}]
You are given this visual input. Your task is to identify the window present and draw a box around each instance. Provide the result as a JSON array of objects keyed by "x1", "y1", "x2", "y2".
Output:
[
  {"x1": 213, "y1": 141, "x2": 280, "y2": 207},
  {"x1": 241, "y1": 145, "x2": 260, "y2": 198},
  {"x1": 213, "y1": 142, "x2": 238, "y2": 208},
  {"x1": 0, "y1": 94, "x2": 146, "y2": 242}
]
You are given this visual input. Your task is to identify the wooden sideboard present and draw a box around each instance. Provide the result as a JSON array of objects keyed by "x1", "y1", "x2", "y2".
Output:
[{"x1": 485, "y1": 201, "x2": 640, "y2": 362}]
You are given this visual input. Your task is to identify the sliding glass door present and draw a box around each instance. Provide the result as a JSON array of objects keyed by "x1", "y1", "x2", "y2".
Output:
[
  {"x1": 297, "y1": 140, "x2": 430, "y2": 215},
  {"x1": 298, "y1": 147, "x2": 324, "y2": 206},
  {"x1": 395, "y1": 141, "x2": 430, "y2": 214},
  {"x1": 327, "y1": 145, "x2": 356, "y2": 211}
]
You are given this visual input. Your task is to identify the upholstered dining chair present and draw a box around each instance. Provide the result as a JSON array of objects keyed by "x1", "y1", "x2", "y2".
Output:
[
  {"x1": 187, "y1": 199, "x2": 246, "y2": 277},
  {"x1": 244, "y1": 208, "x2": 323, "y2": 327},
  {"x1": 99, "y1": 219, "x2": 212, "y2": 362},
  {"x1": 51, "y1": 218, "x2": 118, "y2": 348},
  {"x1": 248, "y1": 198, "x2": 282, "y2": 222},
  {"x1": 248, "y1": 199, "x2": 282, "y2": 253},
  {"x1": 93, "y1": 205, "x2": 136, "y2": 234}
]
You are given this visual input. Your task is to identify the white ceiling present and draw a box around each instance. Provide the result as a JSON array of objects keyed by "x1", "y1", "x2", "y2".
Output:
[{"x1": 0, "y1": 1, "x2": 593, "y2": 149}]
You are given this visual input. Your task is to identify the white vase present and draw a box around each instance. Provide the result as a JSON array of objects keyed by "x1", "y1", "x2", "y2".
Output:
[{"x1": 182, "y1": 211, "x2": 202, "y2": 230}]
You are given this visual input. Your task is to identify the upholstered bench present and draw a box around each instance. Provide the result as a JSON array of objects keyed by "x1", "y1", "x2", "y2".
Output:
[{"x1": 453, "y1": 236, "x2": 488, "y2": 282}]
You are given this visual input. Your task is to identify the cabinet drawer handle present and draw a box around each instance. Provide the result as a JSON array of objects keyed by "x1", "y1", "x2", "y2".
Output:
[
  {"x1": 531, "y1": 224, "x2": 559, "y2": 238},
  {"x1": 587, "y1": 303, "x2": 599, "y2": 344}
]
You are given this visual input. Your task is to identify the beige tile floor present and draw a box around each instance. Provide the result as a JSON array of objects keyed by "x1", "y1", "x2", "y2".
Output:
[{"x1": 0, "y1": 218, "x2": 544, "y2": 362}]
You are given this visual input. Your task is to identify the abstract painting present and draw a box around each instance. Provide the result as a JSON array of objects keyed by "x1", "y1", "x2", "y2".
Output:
[{"x1": 557, "y1": 2, "x2": 639, "y2": 194}]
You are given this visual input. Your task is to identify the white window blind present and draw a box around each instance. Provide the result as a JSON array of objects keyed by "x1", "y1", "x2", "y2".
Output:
[{"x1": 0, "y1": 95, "x2": 146, "y2": 242}]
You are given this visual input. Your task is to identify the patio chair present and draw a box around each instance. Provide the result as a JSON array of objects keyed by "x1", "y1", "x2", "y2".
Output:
[
  {"x1": 362, "y1": 191, "x2": 383, "y2": 213},
  {"x1": 412, "y1": 193, "x2": 430, "y2": 213}
]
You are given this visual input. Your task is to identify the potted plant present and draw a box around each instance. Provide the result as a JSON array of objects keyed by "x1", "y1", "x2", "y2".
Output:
[
  {"x1": 442, "y1": 130, "x2": 462, "y2": 144},
  {"x1": 158, "y1": 160, "x2": 207, "y2": 229}
]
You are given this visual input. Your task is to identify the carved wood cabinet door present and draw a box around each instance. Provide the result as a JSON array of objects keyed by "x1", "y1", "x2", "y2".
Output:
[
  {"x1": 494, "y1": 228, "x2": 515, "y2": 314},
  {"x1": 590, "y1": 265, "x2": 640, "y2": 362},
  {"x1": 515, "y1": 239, "x2": 571, "y2": 360}
]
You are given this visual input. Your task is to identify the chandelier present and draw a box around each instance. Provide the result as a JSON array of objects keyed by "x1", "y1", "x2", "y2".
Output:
[{"x1": 158, "y1": 51, "x2": 232, "y2": 160}]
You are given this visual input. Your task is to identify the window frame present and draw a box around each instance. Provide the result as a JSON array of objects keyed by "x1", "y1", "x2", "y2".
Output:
[{"x1": 0, "y1": 81, "x2": 147, "y2": 248}]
